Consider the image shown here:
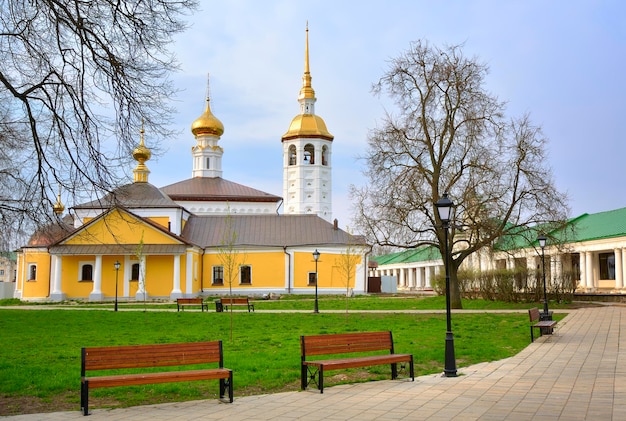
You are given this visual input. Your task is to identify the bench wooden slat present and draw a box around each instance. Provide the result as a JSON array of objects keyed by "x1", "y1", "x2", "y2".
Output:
[
  {"x1": 219, "y1": 297, "x2": 254, "y2": 312},
  {"x1": 81, "y1": 341, "x2": 232, "y2": 415},
  {"x1": 300, "y1": 331, "x2": 414, "y2": 393},
  {"x1": 86, "y1": 368, "x2": 232, "y2": 389},
  {"x1": 528, "y1": 307, "x2": 558, "y2": 342},
  {"x1": 176, "y1": 298, "x2": 208, "y2": 312}
]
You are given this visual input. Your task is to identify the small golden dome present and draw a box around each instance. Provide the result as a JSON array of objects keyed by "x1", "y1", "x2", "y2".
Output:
[
  {"x1": 191, "y1": 100, "x2": 224, "y2": 137},
  {"x1": 282, "y1": 114, "x2": 334, "y2": 141},
  {"x1": 53, "y1": 192, "x2": 65, "y2": 215},
  {"x1": 133, "y1": 127, "x2": 152, "y2": 164}
]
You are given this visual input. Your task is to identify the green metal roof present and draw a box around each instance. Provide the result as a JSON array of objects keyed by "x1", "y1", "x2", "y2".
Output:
[
  {"x1": 373, "y1": 206, "x2": 626, "y2": 263},
  {"x1": 564, "y1": 207, "x2": 626, "y2": 243},
  {"x1": 372, "y1": 246, "x2": 441, "y2": 265}
]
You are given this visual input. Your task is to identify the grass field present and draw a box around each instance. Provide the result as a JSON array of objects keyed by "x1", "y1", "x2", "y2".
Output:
[{"x1": 0, "y1": 295, "x2": 567, "y2": 416}]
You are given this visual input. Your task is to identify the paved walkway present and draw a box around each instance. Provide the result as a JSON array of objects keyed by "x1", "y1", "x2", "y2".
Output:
[{"x1": 3, "y1": 306, "x2": 625, "y2": 420}]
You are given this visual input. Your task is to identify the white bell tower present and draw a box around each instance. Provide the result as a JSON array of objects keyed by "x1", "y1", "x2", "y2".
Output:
[{"x1": 282, "y1": 25, "x2": 334, "y2": 222}]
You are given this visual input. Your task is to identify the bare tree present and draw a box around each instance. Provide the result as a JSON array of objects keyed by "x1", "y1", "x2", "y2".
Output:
[
  {"x1": 0, "y1": 0, "x2": 197, "y2": 236},
  {"x1": 216, "y1": 210, "x2": 247, "y2": 342},
  {"x1": 351, "y1": 41, "x2": 569, "y2": 309},
  {"x1": 334, "y1": 228, "x2": 364, "y2": 315}
]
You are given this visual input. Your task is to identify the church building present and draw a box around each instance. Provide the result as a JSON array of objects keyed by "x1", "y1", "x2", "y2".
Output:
[{"x1": 14, "y1": 28, "x2": 368, "y2": 302}]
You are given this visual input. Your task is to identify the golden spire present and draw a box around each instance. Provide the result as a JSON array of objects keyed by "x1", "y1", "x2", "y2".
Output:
[
  {"x1": 299, "y1": 22, "x2": 316, "y2": 102},
  {"x1": 191, "y1": 74, "x2": 224, "y2": 137},
  {"x1": 53, "y1": 187, "x2": 65, "y2": 215},
  {"x1": 133, "y1": 121, "x2": 151, "y2": 183}
]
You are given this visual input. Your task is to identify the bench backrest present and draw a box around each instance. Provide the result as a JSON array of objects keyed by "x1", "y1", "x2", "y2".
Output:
[
  {"x1": 529, "y1": 307, "x2": 541, "y2": 322},
  {"x1": 177, "y1": 298, "x2": 203, "y2": 304},
  {"x1": 301, "y1": 331, "x2": 394, "y2": 359},
  {"x1": 221, "y1": 297, "x2": 249, "y2": 305},
  {"x1": 81, "y1": 341, "x2": 223, "y2": 376}
]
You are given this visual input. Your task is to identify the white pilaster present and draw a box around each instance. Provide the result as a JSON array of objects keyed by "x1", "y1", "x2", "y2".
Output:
[
  {"x1": 50, "y1": 255, "x2": 66, "y2": 301},
  {"x1": 170, "y1": 255, "x2": 182, "y2": 299},
  {"x1": 615, "y1": 248, "x2": 623, "y2": 289},
  {"x1": 89, "y1": 255, "x2": 104, "y2": 301}
]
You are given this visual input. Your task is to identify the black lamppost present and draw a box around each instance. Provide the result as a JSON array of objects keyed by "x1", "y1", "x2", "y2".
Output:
[
  {"x1": 537, "y1": 235, "x2": 551, "y2": 320},
  {"x1": 313, "y1": 249, "x2": 320, "y2": 313},
  {"x1": 435, "y1": 193, "x2": 457, "y2": 377},
  {"x1": 114, "y1": 260, "x2": 121, "y2": 312}
]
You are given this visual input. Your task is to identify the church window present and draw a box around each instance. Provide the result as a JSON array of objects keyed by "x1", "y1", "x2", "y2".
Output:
[
  {"x1": 213, "y1": 266, "x2": 224, "y2": 285},
  {"x1": 240, "y1": 265, "x2": 252, "y2": 285},
  {"x1": 79, "y1": 263, "x2": 93, "y2": 281},
  {"x1": 304, "y1": 143, "x2": 314, "y2": 164},
  {"x1": 308, "y1": 272, "x2": 317, "y2": 286},
  {"x1": 288, "y1": 145, "x2": 297, "y2": 165},
  {"x1": 322, "y1": 145, "x2": 328, "y2": 166},
  {"x1": 206, "y1": 157, "x2": 210, "y2": 169},
  {"x1": 131, "y1": 263, "x2": 140, "y2": 281},
  {"x1": 28, "y1": 264, "x2": 37, "y2": 281},
  {"x1": 599, "y1": 252, "x2": 615, "y2": 280}
]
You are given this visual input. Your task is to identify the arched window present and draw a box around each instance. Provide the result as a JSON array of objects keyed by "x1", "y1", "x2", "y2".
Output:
[
  {"x1": 206, "y1": 157, "x2": 210, "y2": 169},
  {"x1": 304, "y1": 143, "x2": 315, "y2": 164},
  {"x1": 322, "y1": 145, "x2": 328, "y2": 166},
  {"x1": 81, "y1": 264, "x2": 93, "y2": 281},
  {"x1": 288, "y1": 145, "x2": 297, "y2": 165},
  {"x1": 28, "y1": 264, "x2": 37, "y2": 281}
]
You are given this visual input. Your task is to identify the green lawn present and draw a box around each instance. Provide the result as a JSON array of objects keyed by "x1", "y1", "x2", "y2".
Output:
[{"x1": 0, "y1": 296, "x2": 568, "y2": 416}]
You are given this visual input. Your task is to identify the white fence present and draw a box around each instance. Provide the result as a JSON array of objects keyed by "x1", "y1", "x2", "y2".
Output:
[{"x1": 0, "y1": 282, "x2": 16, "y2": 299}]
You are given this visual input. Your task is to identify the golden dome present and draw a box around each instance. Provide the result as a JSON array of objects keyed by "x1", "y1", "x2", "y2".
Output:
[
  {"x1": 282, "y1": 114, "x2": 334, "y2": 141},
  {"x1": 53, "y1": 192, "x2": 65, "y2": 215},
  {"x1": 191, "y1": 99, "x2": 224, "y2": 137},
  {"x1": 133, "y1": 127, "x2": 152, "y2": 164}
]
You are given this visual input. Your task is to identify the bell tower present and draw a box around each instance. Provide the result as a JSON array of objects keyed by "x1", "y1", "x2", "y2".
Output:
[{"x1": 281, "y1": 25, "x2": 334, "y2": 222}]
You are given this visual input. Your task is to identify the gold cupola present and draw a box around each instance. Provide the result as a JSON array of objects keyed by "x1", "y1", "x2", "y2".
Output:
[
  {"x1": 191, "y1": 76, "x2": 224, "y2": 137},
  {"x1": 52, "y1": 189, "x2": 65, "y2": 215},
  {"x1": 133, "y1": 123, "x2": 151, "y2": 183},
  {"x1": 282, "y1": 24, "x2": 334, "y2": 142}
]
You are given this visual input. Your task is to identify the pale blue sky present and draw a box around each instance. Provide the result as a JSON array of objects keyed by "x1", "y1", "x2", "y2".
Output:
[{"x1": 146, "y1": 0, "x2": 626, "y2": 229}]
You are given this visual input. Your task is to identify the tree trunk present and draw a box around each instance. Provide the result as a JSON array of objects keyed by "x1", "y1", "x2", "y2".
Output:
[{"x1": 449, "y1": 261, "x2": 463, "y2": 309}]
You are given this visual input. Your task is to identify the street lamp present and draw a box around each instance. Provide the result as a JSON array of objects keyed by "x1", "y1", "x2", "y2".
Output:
[
  {"x1": 313, "y1": 249, "x2": 320, "y2": 313},
  {"x1": 537, "y1": 235, "x2": 551, "y2": 320},
  {"x1": 435, "y1": 193, "x2": 457, "y2": 377},
  {"x1": 114, "y1": 260, "x2": 121, "y2": 312}
]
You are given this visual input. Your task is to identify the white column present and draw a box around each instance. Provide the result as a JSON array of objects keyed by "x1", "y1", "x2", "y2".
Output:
[
  {"x1": 123, "y1": 257, "x2": 130, "y2": 298},
  {"x1": 579, "y1": 252, "x2": 586, "y2": 289},
  {"x1": 622, "y1": 249, "x2": 626, "y2": 290},
  {"x1": 186, "y1": 250, "x2": 194, "y2": 295},
  {"x1": 408, "y1": 267, "x2": 415, "y2": 289},
  {"x1": 399, "y1": 268, "x2": 406, "y2": 288},
  {"x1": 585, "y1": 252, "x2": 594, "y2": 289},
  {"x1": 170, "y1": 255, "x2": 182, "y2": 299},
  {"x1": 135, "y1": 256, "x2": 147, "y2": 300},
  {"x1": 416, "y1": 267, "x2": 423, "y2": 289},
  {"x1": 425, "y1": 266, "x2": 432, "y2": 289},
  {"x1": 50, "y1": 255, "x2": 65, "y2": 301},
  {"x1": 615, "y1": 249, "x2": 623, "y2": 289},
  {"x1": 89, "y1": 255, "x2": 104, "y2": 301}
]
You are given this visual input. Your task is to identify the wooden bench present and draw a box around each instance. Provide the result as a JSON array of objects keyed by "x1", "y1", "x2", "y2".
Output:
[
  {"x1": 529, "y1": 307, "x2": 558, "y2": 342},
  {"x1": 300, "y1": 331, "x2": 414, "y2": 393},
  {"x1": 80, "y1": 341, "x2": 232, "y2": 416},
  {"x1": 220, "y1": 297, "x2": 254, "y2": 312},
  {"x1": 176, "y1": 297, "x2": 208, "y2": 312}
]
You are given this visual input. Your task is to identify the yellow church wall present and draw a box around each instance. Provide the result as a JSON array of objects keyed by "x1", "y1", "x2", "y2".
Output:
[
  {"x1": 20, "y1": 249, "x2": 51, "y2": 299},
  {"x1": 147, "y1": 216, "x2": 170, "y2": 229},
  {"x1": 62, "y1": 255, "x2": 95, "y2": 299},
  {"x1": 201, "y1": 251, "x2": 285, "y2": 289},
  {"x1": 144, "y1": 255, "x2": 174, "y2": 297},
  {"x1": 65, "y1": 209, "x2": 180, "y2": 246}
]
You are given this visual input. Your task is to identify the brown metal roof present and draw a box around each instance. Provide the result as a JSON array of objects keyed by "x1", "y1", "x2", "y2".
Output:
[
  {"x1": 73, "y1": 183, "x2": 182, "y2": 209},
  {"x1": 182, "y1": 214, "x2": 364, "y2": 248},
  {"x1": 160, "y1": 177, "x2": 281, "y2": 203}
]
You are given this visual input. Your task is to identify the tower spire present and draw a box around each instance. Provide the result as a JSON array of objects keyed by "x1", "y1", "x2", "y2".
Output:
[
  {"x1": 132, "y1": 120, "x2": 152, "y2": 183},
  {"x1": 299, "y1": 22, "x2": 316, "y2": 106}
]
